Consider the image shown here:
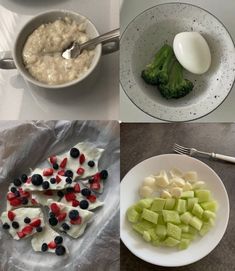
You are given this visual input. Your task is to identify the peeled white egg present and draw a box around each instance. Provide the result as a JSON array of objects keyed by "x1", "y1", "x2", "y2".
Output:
[{"x1": 173, "y1": 32, "x2": 211, "y2": 75}]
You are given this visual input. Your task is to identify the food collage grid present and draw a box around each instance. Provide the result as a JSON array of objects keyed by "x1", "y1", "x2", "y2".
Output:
[{"x1": 0, "y1": 0, "x2": 235, "y2": 271}]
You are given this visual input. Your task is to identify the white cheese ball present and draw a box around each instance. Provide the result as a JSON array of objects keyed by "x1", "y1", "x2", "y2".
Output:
[
  {"x1": 155, "y1": 170, "x2": 169, "y2": 188},
  {"x1": 143, "y1": 176, "x2": 156, "y2": 189},
  {"x1": 170, "y1": 187, "x2": 183, "y2": 198},
  {"x1": 139, "y1": 185, "x2": 153, "y2": 198},
  {"x1": 161, "y1": 190, "x2": 172, "y2": 199}
]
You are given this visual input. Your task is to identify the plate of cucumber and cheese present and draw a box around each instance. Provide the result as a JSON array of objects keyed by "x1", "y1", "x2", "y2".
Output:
[{"x1": 120, "y1": 154, "x2": 229, "y2": 267}]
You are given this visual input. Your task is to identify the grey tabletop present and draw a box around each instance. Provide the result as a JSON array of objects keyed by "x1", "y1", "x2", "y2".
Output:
[{"x1": 120, "y1": 123, "x2": 235, "y2": 271}]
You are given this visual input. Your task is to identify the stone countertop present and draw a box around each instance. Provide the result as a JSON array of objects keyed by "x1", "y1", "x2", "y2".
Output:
[{"x1": 120, "y1": 123, "x2": 235, "y2": 271}]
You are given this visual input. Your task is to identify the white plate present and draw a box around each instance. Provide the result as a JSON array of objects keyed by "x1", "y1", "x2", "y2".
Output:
[
  {"x1": 120, "y1": 3, "x2": 235, "y2": 122},
  {"x1": 120, "y1": 154, "x2": 230, "y2": 267}
]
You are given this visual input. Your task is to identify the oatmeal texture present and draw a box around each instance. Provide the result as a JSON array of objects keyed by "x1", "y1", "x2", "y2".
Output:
[{"x1": 22, "y1": 17, "x2": 95, "y2": 85}]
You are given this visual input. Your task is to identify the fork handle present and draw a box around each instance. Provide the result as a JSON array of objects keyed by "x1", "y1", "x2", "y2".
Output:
[{"x1": 212, "y1": 153, "x2": 235, "y2": 163}]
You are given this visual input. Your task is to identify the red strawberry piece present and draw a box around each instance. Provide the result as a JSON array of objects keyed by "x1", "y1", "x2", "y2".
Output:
[
  {"x1": 70, "y1": 216, "x2": 82, "y2": 225},
  {"x1": 57, "y1": 212, "x2": 67, "y2": 222},
  {"x1": 17, "y1": 231, "x2": 26, "y2": 239},
  {"x1": 79, "y1": 154, "x2": 85, "y2": 165},
  {"x1": 87, "y1": 194, "x2": 97, "y2": 203},
  {"x1": 93, "y1": 173, "x2": 101, "y2": 182},
  {"x1": 7, "y1": 192, "x2": 17, "y2": 201},
  {"x1": 74, "y1": 183, "x2": 81, "y2": 193},
  {"x1": 65, "y1": 193, "x2": 76, "y2": 202},
  {"x1": 76, "y1": 168, "x2": 85, "y2": 175},
  {"x1": 8, "y1": 211, "x2": 15, "y2": 221},
  {"x1": 43, "y1": 168, "x2": 54, "y2": 176},
  {"x1": 18, "y1": 188, "x2": 23, "y2": 192},
  {"x1": 58, "y1": 170, "x2": 65, "y2": 176},
  {"x1": 90, "y1": 182, "x2": 101, "y2": 191},
  {"x1": 56, "y1": 175, "x2": 62, "y2": 184},
  {"x1": 72, "y1": 200, "x2": 80, "y2": 207},
  {"x1": 30, "y1": 219, "x2": 41, "y2": 227},
  {"x1": 60, "y1": 158, "x2": 67, "y2": 168},
  {"x1": 31, "y1": 198, "x2": 38, "y2": 205},
  {"x1": 50, "y1": 156, "x2": 57, "y2": 164},
  {"x1": 26, "y1": 177, "x2": 31, "y2": 184},
  {"x1": 48, "y1": 241, "x2": 57, "y2": 249},
  {"x1": 20, "y1": 190, "x2": 30, "y2": 198},
  {"x1": 50, "y1": 203, "x2": 60, "y2": 215},
  {"x1": 22, "y1": 225, "x2": 33, "y2": 235},
  {"x1": 43, "y1": 190, "x2": 53, "y2": 196},
  {"x1": 10, "y1": 198, "x2": 22, "y2": 206}
]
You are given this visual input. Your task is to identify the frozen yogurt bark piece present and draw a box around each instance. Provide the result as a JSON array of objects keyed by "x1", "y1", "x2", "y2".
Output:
[
  {"x1": 60, "y1": 183, "x2": 104, "y2": 211},
  {"x1": 47, "y1": 200, "x2": 93, "y2": 239},
  {"x1": 32, "y1": 224, "x2": 69, "y2": 256},
  {"x1": 31, "y1": 190, "x2": 61, "y2": 206},
  {"x1": 1, "y1": 208, "x2": 45, "y2": 240},
  {"x1": 48, "y1": 142, "x2": 104, "y2": 179}
]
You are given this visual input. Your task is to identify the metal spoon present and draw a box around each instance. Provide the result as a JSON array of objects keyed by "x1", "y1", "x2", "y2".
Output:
[{"x1": 62, "y1": 28, "x2": 120, "y2": 59}]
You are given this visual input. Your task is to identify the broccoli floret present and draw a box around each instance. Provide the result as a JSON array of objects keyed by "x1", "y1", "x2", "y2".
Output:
[
  {"x1": 158, "y1": 60, "x2": 194, "y2": 99},
  {"x1": 141, "y1": 44, "x2": 174, "y2": 85}
]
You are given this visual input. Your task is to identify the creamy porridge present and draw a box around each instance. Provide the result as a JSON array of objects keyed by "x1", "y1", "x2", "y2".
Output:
[{"x1": 22, "y1": 17, "x2": 95, "y2": 85}]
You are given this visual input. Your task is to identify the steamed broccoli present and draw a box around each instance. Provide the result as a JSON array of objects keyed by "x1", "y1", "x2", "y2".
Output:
[
  {"x1": 141, "y1": 44, "x2": 174, "y2": 85},
  {"x1": 158, "y1": 60, "x2": 194, "y2": 99}
]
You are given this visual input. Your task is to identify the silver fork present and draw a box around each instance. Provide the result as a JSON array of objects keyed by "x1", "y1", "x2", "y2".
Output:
[{"x1": 173, "y1": 143, "x2": 235, "y2": 163}]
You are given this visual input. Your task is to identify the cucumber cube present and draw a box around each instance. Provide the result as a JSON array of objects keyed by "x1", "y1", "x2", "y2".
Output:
[
  {"x1": 134, "y1": 204, "x2": 143, "y2": 214},
  {"x1": 126, "y1": 207, "x2": 140, "y2": 223},
  {"x1": 192, "y1": 203, "x2": 204, "y2": 218},
  {"x1": 156, "y1": 224, "x2": 167, "y2": 240},
  {"x1": 200, "y1": 201, "x2": 218, "y2": 212},
  {"x1": 143, "y1": 231, "x2": 151, "y2": 242},
  {"x1": 189, "y1": 216, "x2": 203, "y2": 231},
  {"x1": 181, "y1": 191, "x2": 194, "y2": 198},
  {"x1": 132, "y1": 221, "x2": 154, "y2": 235},
  {"x1": 181, "y1": 232, "x2": 196, "y2": 240},
  {"x1": 152, "y1": 237, "x2": 161, "y2": 247},
  {"x1": 157, "y1": 214, "x2": 165, "y2": 225},
  {"x1": 179, "y1": 238, "x2": 191, "y2": 250},
  {"x1": 164, "y1": 237, "x2": 180, "y2": 247},
  {"x1": 151, "y1": 198, "x2": 166, "y2": 212},
  {"x1": 195, "y1": 190, "x2": 211, "y2": 203},
  {"x1": 147, "y1": 228, "x2": 158, "y2": 241},
  {"x1": 167, "y1": 223, "x2": 181, "y2": 240},
  {"x1": 142, "y1": 208, "x2": 159, "y2": 224},
  {"x1": 187, "y1": 198, "x2": 199, "y2": 211},
  {"x1": 164, "y1": 198, "x2": 176, "y2": 210},
  {"x1": 137, "y1": 198, "x2": 153, "y2": 209},
  {"x1": 180, "y1": 212, "x2": 193, "y2": 224},
  {"x1": 179, "y1": 224, "x2": 189, "y2": 233},
  {"x1": 162, "y1": 210, "x2": 180, "y2": 224},
  {"x1": 202, "y1": 210, "x2": 216, "y2": 221},
  {"x1": 199, "y1": 223, "x2": 212, "y2": 236},
  {"x1": 175, "y1": 199, "x2": 186, "y2": 214},
  {"x1": 188, "y1": 225, "x2": 198, "y2": 235}
]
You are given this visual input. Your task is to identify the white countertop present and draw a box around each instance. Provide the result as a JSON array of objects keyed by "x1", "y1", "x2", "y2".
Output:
[
  {"x1": 120, "y1": 0, "x2": 235, "y2": 122},
  {"x1": 0, "y1": 0, "x2": 119, "y2": 120}
]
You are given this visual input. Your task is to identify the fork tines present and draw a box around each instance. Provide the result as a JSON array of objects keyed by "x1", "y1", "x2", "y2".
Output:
[{"x1": 173, "y1": 143, "x2": 191, "y2": 155}]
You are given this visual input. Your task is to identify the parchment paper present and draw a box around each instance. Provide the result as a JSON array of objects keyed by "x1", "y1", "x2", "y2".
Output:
[{"x1": 0, "y1": 120, "x2": 120, "y2": 271}]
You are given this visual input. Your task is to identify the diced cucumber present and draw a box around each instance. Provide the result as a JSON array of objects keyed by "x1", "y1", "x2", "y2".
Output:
[
  {"x1": 167, "y1": 223, "x2": 181, "y2": 240},
  {"x1": 162, "y1": 210, "x2": 180, "y2": 224},
  {"x1": 147, "y1": 228, "x2": 158, "y2": 241},
  {"x1": 151, "y1": 198, "x2": 166, "y2": 212},
  {"x1": 152, "y1": 237, "x2": 161, "y2": 247},
  {"x1": 187, "y1": 198, "x2": 199, "y2": 211},
  {"x1": 180, "y1": 212, "x2": 193, "y2": 225},
  {"x1": 134, "y1": 204, "x2": 143, "y2": 214},
  {"x1": 181, "y1": 191, "x2": 194, "y2": 198},
  {"x1": 157, "y1": 214, "x2": 165, "y2": 225},
  {"x1": 202, "y1": 210, "x2": 216, "y2": 221},
  {"x1": 126, "y1": 207, "x2": 140, "y2": 223},
  {"x1": 143, "y1": 231, "x2": 151, "y2": 242},
  {"x1": 142, "y1": 208, "x2": 159, "y2": 224},
  {"x1": 156, "y1": 224, "x2": 167, "y2": 240},
  {"x1": 192, "y1": 203, "x2": 204, "y2": 219},
  {"x1": 199, "y1": 223, "x2": 212, "y2": 236},
  {"x1": 189, "y1": 216, "x2": 203, "y2": 231},
  {"x1": 195, "y1": 190, "x2": 211, "y2": 203},
  {"x1": 164, "y1": 237, "x2": 180, "y2": 247},
  {"x1": 188, "y1": 225, "x2": 198, "y2": 235},
  {"x1": 137, "y1": 198, "x2": 153, "y2": 209},
  {"x1": 175, "y1": 199, "x2": 186, "y2": 214},
  {"x1": 164, "y1": 198, "x2": 176, "y2": 210},
  {"x1": 200, "y1": 201, "x2": 218, "y2": 212},
  {"x1": 179, "y1": 224, "x2": 189, "y2": 233},
  {"x1": 179, "y1": 238, "x2": 191, "y2": 250},
  {"x1": 132, "y1": 221, "x2": 154, "y2": 235},
  {"x1": 181, "y1": 232, "x2": 195, "y2": 240}
]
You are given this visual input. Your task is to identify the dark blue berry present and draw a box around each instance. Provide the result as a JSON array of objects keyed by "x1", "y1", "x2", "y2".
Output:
[
  {"x1": 70, "y1": 148, "x2": 80, "y2": 158},
  {"x1": 54, "y1": 236, "x2": 63, "y2": 244},
  {"x1": 24, "y1": 217, "x2": 31, "y2": 224},
  {"x1": 31, "y1": 174, "x2": 43, "y2": 186},
  {"x1": 88, "y1": 161, "x2": 95, "y2": 167},
  {"x1": 36, "y1": 226, "x2": 43, "y2": 232},
  {"x1": 81, "y1": 188, "x2": 91, "y2": 197},
  {"x1": 14, "y1": 191, "x2": 20, "y2": 197},
  {"x1": 66, "y1": 187, "x2": 74, "y2": 193},
  {"x1": 65, "y1": 177, "x2": 72, "y2": 184},
  {"x1": 53, "y1": 163, "x2": 59, "y2": 170},
  {"x1": 42, "y1": 181, "x2": 50, "y2": 190},
  {"x1": 21, "y1": 174, "x2": 28, "y2": 183},
  {"x1": 57, "y1": 191, "x2": 64, "y2": 198},
  {"x1": 61, "y1": 223, "x2": 70, "y2": 231},
  {"x1": 10, "y1": 187, "x2": 17, "y2": 193},
  {"x1": 49, "y1": 217, "x2": 58, "y2": 226},
  {"x1": 88, "y1": 178, "x2": 94, "y2": 184},
  {"x1": 100, "y1": 170, "x2": 108, "y2": 180},
  {"x1": 79, "y1": 200, "x2": 89, "y2": 209},
  {"x1": 69, "y1": 210, "x2": 79, "y2": 220},
  {"x1": 41, "y1": 243, "x2": 48, "y2": 252},
  {"x1": 50, "y1": 178, "x2": 56, "y2": 184},
  {"x1": 49, "y1": 212, "x2": 56, "y2": 218},
  {"x1": 22, "y1": 197, "x2": 28, "y2": 205},
  {"x1": 3, "y1": 223, "x2": 10, "y2": 230},
  {"x1": 65, "y1": 170, "x2": 73, "y2": 178},
  {"x1": 12, "y1": 221, "x2": 19, "y2": 229},
  {"x1": 13, "y1": 178, "x2": 22, "y2": 187},
  {"x1": 55, "y1": 245, "x2": 66, "y2": 256}
]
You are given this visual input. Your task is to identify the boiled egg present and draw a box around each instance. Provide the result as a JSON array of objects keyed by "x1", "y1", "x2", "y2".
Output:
[{"x1": 173, "y1": 32, "x2": 211, "y2": 74}]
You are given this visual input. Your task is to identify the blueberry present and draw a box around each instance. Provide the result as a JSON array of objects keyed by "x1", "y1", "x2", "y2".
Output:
[
  {"x1": 42, "y1": 181, "x2": 50, "y2": 190},
  {"x1": 57, "y1": 191, "x2": 64, "y2": 198},
  {"x1": 50, "y1": 178, "x2": 56, "y2": 184},
  {"x1": 53, "y1": 163, "x2": 59, "y2": 170},
  {"x1": 31, "y1": 174, "x2": 43, "y2": 186},
  {"x1": 49, "y1": 217, "x2": 58, "y2": 226},
  {"x1": 12, "y1": 221, "x2": 19, "y2": 229},
  {"x1": 21, "y1": 174, "x2": 28, "y2": 183},
  {"x1": 100, "y1": 170, "x2": 108, "y2": 180},
  {"x1": 70, "y1": 148, "x2": 80, "y2": 158},
  {"x1": 54, "y1": 236, "x2": 63, "y2": 245},
  {"x1": 41, "y1": 243, "x2": 48, "y2": 252},
  {"x1": 55, "y1": 245, "x2": 66, "y2": 256},
  {"x1": 21, "y1": 197, "x2": 28, "y2": 205},
  {"x1": 65, "y1": 170, "x2": 73, "y2": 178},
  {"x1": 14, "y1": 191, "x2": 20, "y2": 197},
  {"x1": 61, "y1": 223, "x2": 70, "y2": 231},
  {"x1": 69, "y1": 210, "x2": 79, "y2": 220},
  {"x1": 88, "y1": 161, "x2": 95, "y2": 167},
  {"x1": 24, "y1": 217, "x2": 31, "y2": 224},
  {"x1": 88, "y1": 178, "x2": 94, "y2": 184},
  {"x1": 10, "y1": 187, "x2": 17, "y2": 193},
  {"x1": 66, "y1": 187, "x2": 74, "y2": 193},
  {"x1": 13, "y1": 178, "x2": 22, "y2": 187},
  {"x1": 2, "y1": 223, "x2": 10, "y2": 230},
  {"x1": 65, "y1": 177, "x2": 72, "y2": 184},
  {"x1": 36, "y1": 226, "x2": 43, "y2": 232},
  {"x1": 49, "y1": 212, "x2": 56, "y2": 218},
  {"x1": 79, "y1": 200, "x2": 89, "y2": 210},
  {"x1": 81, "y1": 188, "x2": 91, "y2": 197}
]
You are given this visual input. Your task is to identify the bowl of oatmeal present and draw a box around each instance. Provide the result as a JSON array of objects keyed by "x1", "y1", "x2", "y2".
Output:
[{"x1": 1, "y1": 10, "x2": 103, "y2": 89}]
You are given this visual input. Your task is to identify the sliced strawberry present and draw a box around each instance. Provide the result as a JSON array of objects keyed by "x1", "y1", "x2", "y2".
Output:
[
  {"x1": 43, "y1": 168, "x2": 54, "y2": 176},
  {"x1": 43, "y1": 190, "x2": 53, "y2": 196},
  {"x1": 57, "y1": 212, "x2": 67, "y2": 222},
  {"x1": 90, "y1": 182, "x2": 101, "y2": 191},
  {"x1": 77, "y1": 167, "x2": 85, "y2": 175},
  {"x1": 17, "y1": 231, "x2": 26, "y2": 239},
  {"x1": 72, "y1": 200, "x2": 80, "y2": 207},
  {"x1": 22, "y1": 225, "x2": 33, "y2": 235},
  {"x1": 60, "y1": 158, "x2": 67, "y2": 168},
  {"x1": 93, "y1": 173, "x2": 101, "y2": 182},
  {"x1": 58, "y1": 170, "x2": 65, "y2": 176},
  {"x1": 31, "y1": 198, "x2": 38, "y2": 205},
  {"x1": 50, "y1": 156, "x2": 57, "y2": 164},
  {"x1": 7, "y1": 192, "x2": 17, "y2": 201},
  {"x1": 70, "y1": 216, "x2": 82, "y2": 225},
  {"x1": 19, "y1": 190, "x2": 30, "y2": 198},
  {"x1": 74, "y1": 183, "x2": 81, "y2": 193},
  {"x1": 87, "y1": 194, "x2": 97, "y2": 203},
  {"x1": 79, "y1": 154, "x2": 85, "y2": 165},
  {"x1": 10, "y1": 198, "x2": 22, "y2": 206},
  {"x1": 56, "y1": 175, "x2": 62, "y2": 184},
  {"x1": 50, "y1": 203, "x2": 60, "y2": 215},
  {"x1": 48, "y1": 241, "x2": 57, "y2": 249},
  {"x1": 30, "y1": 219, "x2": 41, "y2": 227},
  {"x1": 26, "y1": 177, "x2": 31, "y2": 184},
  {"x1": 8, "y1": 211, "x2": 15, "y2": 221},
  {"x1": 65, "y1": 193, "x2": 76, "y2": 202}
]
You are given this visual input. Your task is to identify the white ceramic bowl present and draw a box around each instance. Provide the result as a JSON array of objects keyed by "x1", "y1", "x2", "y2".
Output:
[
  {"x1": 120, "y1": 3, "x2": 235, "y2": 122},
  {"x1": 120, "y1": 154, "x2": 230, "y2": 267}
]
